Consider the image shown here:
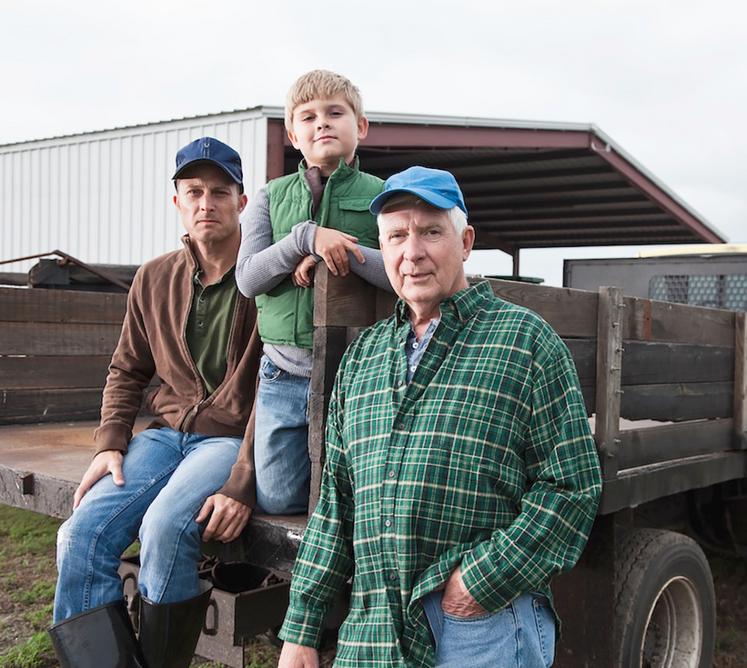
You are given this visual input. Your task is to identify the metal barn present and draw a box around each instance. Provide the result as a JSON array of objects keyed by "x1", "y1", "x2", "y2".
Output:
[{"x1": 0, "y1": 106, "x2": 726, "y2": 274}]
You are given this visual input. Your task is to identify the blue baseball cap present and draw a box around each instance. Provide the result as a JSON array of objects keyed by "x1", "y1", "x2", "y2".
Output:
[
  {"x1": 173, "y1": 137, "x2": 243, "y2": 187},
  {"x1": 369, "y1": 166, "x2": 468, "y2": 216}
]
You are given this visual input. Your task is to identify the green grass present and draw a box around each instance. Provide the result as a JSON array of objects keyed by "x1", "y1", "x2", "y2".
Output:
[
  {"x1": 0, "y1": 506, "x2": 61, "y2": 558},
  {"x1": 0, "y1": 632, "x2": 54, "y2": 668}
]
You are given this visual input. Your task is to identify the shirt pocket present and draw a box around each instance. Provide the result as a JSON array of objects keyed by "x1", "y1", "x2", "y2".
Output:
[{"x1": 336, "y1": 197, "x2": 377, "y2": 242}]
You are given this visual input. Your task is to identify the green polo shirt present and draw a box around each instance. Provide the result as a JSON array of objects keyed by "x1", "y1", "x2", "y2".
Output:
[{"x1": 186, "y1": 267, "x2": 238, "y2": 396}]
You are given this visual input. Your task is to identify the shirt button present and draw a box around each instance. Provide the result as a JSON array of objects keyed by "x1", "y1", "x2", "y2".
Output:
[
  {"x1": 397, "y1": 380, "x2": 405, "y2": 388},
  {"x1": 412, "y1": 341, "x2": 419, "y2": 349},
  {"x1": 395, "y1": 422, "x2": 404, "y2": 430},
  {"x1": 384, "y1": 519, "x2": 392, "y2": 527},
  {"x1": 388, "y1": 470, "x2": 396, "y2": 478},
  {"x1": 389, "y1": 573, "x2": 397, "y2": 581},
  {"x1": 197, "y1": 321, "x2": 203, "y2": 327},
  {"x1": 410, "y1": 365, "x2": 417, "y2": 373}
]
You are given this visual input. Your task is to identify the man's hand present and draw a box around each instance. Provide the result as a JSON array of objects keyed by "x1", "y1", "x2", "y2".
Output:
[
  {"x1": 73, "y1": 450, "x2": 125, "y2": 509},
  {"x1": 441, "y1": 566, "x2": 487, "y2": 618},
  {"x1": 278, "y1": 641, "x2": 319, "y2": 667},
  {"x1": 292, "y1": 255, "x2": 318, "y2": 288},
  {"x1": 313, "y1": 227, "x2": 365, "y2": 277},
  {"x1": 196, "y1": 493, "x2": 252, "y2": 543}
]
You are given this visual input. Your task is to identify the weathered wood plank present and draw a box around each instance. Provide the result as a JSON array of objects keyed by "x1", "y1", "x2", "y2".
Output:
[
  {"x1": 0, "y1": 355, "x2": 111, "y2": 389},
  {"x1": 624, "y1": 295, "x2": 735, "y2": 346},
  {"x1": 481, "y1": 278, "x2": 598, "y2": 338},
  {"x1": 620, "y1": 382, "x2": 732, "y2": 421},
  {"x1": 622, "y1": 341, "x2": 733, "y2": 384},
  {"x1": 734, "y1": 313, "x2": 747, "y2": 448},
  {"x1": 313, "y1": 266, "x2": 379, "y2": 328},
  {"x1": 600, "y1": 451, "x2": 747, "y2": 515},
  {"x1": 0, "y1": 388, "x2": 103, "y2": 424},
  {"x1": 595, "y1": 287, "x2": 624, "y2": 480},
  {"x1": 0, "y1": 287, "x2": 127, "y2": 324},
  {"x1": 0, "y1": 322, "x2": 122, "y2": 355},
  {"x1": 617, "y1": 419, "x2": 734, "y2": 469}
]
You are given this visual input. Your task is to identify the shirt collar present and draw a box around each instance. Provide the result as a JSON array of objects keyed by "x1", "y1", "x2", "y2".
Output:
[
  {"x1": 298, "y1": 155, "x2": 359, "y2": 184},
  {"x1": 394, "y1": 281, "x2": 495, "y2": 329}
]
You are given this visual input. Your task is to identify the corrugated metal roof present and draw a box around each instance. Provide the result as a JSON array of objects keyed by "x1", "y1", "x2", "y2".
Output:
[{"x1": 2, "y1": 105, "x2": 726, "y2": 252}]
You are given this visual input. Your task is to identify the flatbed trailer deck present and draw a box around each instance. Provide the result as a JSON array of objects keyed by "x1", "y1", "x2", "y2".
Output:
[{"x1": 2, "y1": 269, "x2": 747, "y2": 667}]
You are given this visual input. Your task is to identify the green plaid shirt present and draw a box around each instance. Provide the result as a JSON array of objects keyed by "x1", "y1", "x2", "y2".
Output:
[{"x1": 279, "y1": 282, "x2": 602, "y2": 667}]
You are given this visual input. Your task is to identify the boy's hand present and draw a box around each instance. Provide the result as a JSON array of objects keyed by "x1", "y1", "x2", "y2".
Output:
[
  {"x1": 292, "y1": 255, "x2": 318, "y2": 288},
  {"x1": 313, "y1": 228, "x2": 365, "y2": 277}
]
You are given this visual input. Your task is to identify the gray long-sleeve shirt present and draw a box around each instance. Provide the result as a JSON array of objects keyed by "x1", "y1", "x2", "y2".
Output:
[{"x1": 236, "y1": 187, "x2": 392, "y2": 377}]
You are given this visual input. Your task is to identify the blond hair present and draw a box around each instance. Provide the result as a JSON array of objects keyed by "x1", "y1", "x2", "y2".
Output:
[{"x1": 285, "y1": 70, "x2": 364, "y2": 130}]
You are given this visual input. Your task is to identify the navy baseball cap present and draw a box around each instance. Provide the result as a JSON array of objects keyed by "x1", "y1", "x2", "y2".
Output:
[
  {"x1": 173, "y1": 137, "x2": 243, "y2": 186},
  {"x1": 369, "y1": 166, "x2": 468, "y2": 216}
]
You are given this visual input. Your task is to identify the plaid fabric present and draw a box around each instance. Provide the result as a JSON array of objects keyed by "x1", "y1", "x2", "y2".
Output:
[{"x1": 278, "y1": 281, "x2": 602, "y2": 667}]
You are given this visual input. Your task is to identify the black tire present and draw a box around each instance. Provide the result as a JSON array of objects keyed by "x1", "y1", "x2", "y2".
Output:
[{"x1": 614, "y1": 528, "x2": 716, "y2": 668}]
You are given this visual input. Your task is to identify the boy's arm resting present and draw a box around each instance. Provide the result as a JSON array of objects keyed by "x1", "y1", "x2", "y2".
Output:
[
  {"x1": 278, "y1": 371, "x2": 355, "y2": 648},
  {"x1": 235, "y1": 188, "x2": 319, "y2": 297},
  {"x1": 93, "y1": 268, "x2": 156, "y2": 456},
  {"x1": 458, "y1": 339, "x2": 602, "y2": 612}
]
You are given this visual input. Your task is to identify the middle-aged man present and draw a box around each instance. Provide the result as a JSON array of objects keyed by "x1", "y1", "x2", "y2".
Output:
[
  {"x1": 277, "y1": 166, "x2": 603, "y2": 667},
  {"x1": 49, "y1": 137, "x2": 262, "y2": 668}
]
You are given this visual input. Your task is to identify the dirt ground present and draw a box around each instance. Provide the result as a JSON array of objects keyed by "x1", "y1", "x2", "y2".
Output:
[{"x1": 1, "y1": 505, "x2": 745, "y2": 667}]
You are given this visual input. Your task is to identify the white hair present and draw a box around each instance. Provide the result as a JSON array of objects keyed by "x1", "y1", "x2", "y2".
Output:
[{"x1": 376, "y1": 194, "x2": 468, "y2": 235}]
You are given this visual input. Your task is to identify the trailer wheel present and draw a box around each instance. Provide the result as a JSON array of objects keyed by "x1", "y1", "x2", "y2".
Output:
[{"x1": 614, "y1": 528, "x2": 715, "y2": 668}]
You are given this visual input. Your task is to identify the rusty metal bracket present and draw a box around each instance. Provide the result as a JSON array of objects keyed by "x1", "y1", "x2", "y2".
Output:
[{"x1": 0, "y1": 250, "x2": 131, "y2": 291}]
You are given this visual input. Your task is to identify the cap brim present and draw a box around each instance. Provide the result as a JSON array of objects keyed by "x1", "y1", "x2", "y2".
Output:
[
  {"x1": 369, "y1": 187, "x2": 458, "y2": 215},
  {"x1": 172, "y1": 158, "x2": 242, "y2": 185}
]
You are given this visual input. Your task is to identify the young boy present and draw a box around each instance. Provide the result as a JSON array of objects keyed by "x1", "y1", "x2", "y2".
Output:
[{"x1": 235, "y1": 70, "x2": 390, "y2": 515}]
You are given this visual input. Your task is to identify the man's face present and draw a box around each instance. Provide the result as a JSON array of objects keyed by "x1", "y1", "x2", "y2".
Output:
[
  {"x1": 287, "y1": 95, "x2": 368, "y2": 175},
  {"x1": 379, "y1": 203, "x2": 475, "y2": 316},
  {"x1": 173, "y1": 164, "x2": 247, "y2": 244}
]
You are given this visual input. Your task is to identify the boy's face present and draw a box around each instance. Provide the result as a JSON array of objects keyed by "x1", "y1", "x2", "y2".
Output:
[{"x1": 287, "y1": 95, "x2": 368, "y2": 176}]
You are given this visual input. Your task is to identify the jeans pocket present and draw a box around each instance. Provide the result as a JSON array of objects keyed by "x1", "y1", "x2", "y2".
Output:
[
  {"x1": 258, "y1": 355, "x2": 282, "y2": 382},
  {"x1": 531, "y1": 593, "x2": 556, "y2": 667}
]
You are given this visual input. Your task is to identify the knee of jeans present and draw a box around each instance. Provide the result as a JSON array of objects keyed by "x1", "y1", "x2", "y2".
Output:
[{"x1": 139, "y1": 506, "x2": 198, "y2": 552}]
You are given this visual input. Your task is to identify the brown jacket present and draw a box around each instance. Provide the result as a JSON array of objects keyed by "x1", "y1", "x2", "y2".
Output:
[{"x1": 93, "y1": 236, "x2": 262, "y2": 507}]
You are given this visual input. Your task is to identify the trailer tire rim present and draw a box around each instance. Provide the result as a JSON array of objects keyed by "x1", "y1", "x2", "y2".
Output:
[{"x1": 641, "y1": 575, "x2": 702, "y2": 668}]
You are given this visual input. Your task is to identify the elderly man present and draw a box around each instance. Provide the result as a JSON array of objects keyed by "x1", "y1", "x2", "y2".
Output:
[
  {"x1": 49, "y1": 137, "x2": 261, "y2": 668},
  {"x1": 277, "y1": 166, "x2": 602, "y2": 667}
]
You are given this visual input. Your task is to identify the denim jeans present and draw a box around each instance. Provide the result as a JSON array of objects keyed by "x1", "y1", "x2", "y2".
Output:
[
  {"x1": 422, "y1": 590, "x2": 556, "y2": 667},
  {"x1": 53, "y1": 427, "x2": 241, "y2": 623},
  {"x1": 253, "y1": 354, "x2": 311, "y2": 514}
]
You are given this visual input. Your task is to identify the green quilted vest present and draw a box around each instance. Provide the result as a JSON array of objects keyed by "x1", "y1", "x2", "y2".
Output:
[{"x1": 257, "y1": 158, "x2": 383, "y2": 349}]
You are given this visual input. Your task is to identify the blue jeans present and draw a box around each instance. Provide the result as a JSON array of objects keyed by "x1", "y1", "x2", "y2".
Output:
[
  {"x1": 422, "y1": 590, "x2": 556, "y2": 667},
  {"x1": 53, "y1": 427, "x2": 241, "y2": 623},
  {"x1": 253, "y1": 354, "x2": 311, "y2": 514}
]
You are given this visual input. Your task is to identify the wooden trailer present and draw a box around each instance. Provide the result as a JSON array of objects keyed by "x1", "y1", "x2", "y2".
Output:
[{"x1": 2, "y1": 264, "x2": 747, "y2": 666}]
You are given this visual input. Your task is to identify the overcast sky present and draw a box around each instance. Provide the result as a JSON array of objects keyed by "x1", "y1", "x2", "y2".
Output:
[{"x1": 2, "y1": 0, "x2": 745, "y2": 285}]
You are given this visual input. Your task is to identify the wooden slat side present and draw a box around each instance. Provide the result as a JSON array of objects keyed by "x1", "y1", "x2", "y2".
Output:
[
  {"x1": 1, "y1": 322, "x2": 122, "y2": 355},
  {"x1": 617, "y1": 419, "x2": 733, "y2": 469},
  {"x1": 0, "y1": 389, "x2": 103, "y2": 425},
  {"x1": 735, "y1": 313, "x2": 747, "y2": 448},
  {"x1": 622, "y1": 342, "x2": 734, "y2": 384},
  {"x1": 0, "y1": 287, "x2": 127, "y2": 324},
  {"x1": 594, "y1": 287, "x2": 624, "y2": 480},
  {"x1": 313, "y1": 266, "x2": 379, "y2": 328},
  {"x1": 620, "y1": 381, "x2": 732, "y2": 421},
  {"x1": 480, "y1": 278, "x2": 598, "y2": 338},
  {"x1": 624, "y1": 295, "x2": 735, "y2": 346},
  {"x1": 0, "y1": 355, "x2": 111, "y2": 389}
]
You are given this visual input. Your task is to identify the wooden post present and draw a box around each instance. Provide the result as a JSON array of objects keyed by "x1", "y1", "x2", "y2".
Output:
[
  {"x1": 512, "y1": 248, "x2": 520, "y2": 278},
  {"x1": 734, "y1": 312, "x2": 747, "y2": 449},
  {"x1": 595, "y1": 286, "x2": 624, "y2": 480}
]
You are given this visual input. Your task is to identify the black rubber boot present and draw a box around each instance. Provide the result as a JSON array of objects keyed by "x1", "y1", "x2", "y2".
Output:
[
  {"x1": 138, "y1": 580, "x2": 213, "y2": 668},
  {"x1": 48, "y1": 599, "x2": 147, "y2": 668}
]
